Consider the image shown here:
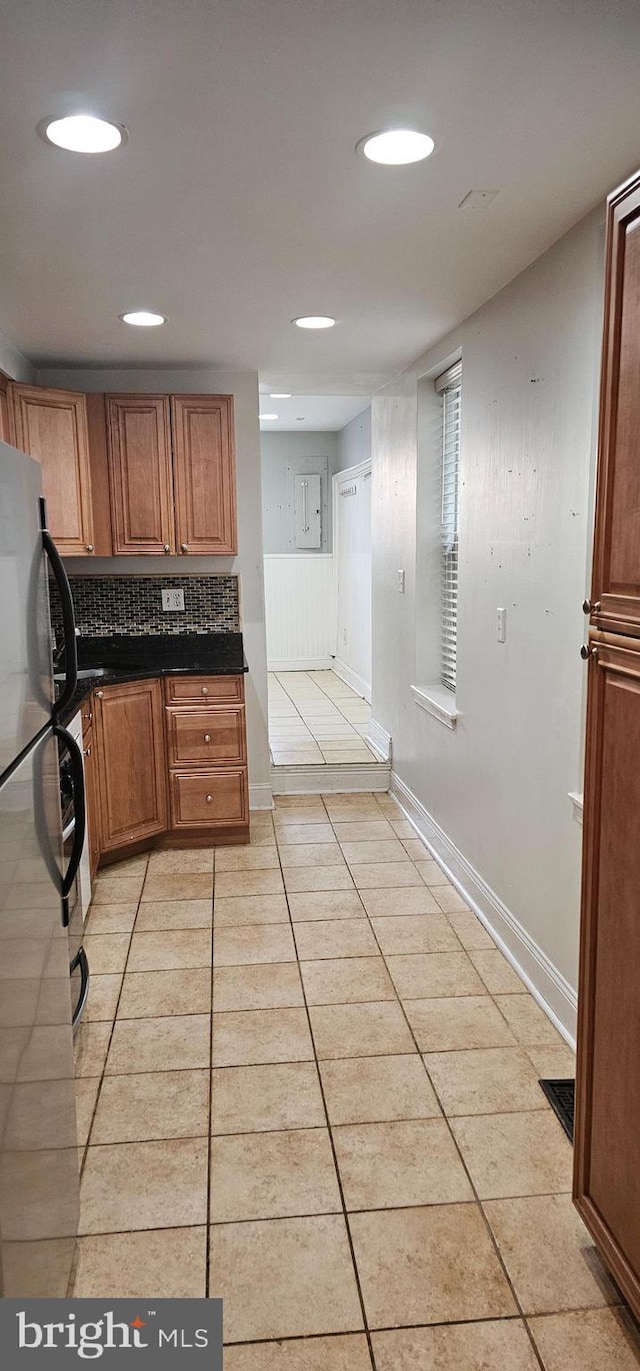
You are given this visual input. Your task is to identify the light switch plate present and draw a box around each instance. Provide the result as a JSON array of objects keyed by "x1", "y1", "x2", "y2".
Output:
[{"x1": 162, "y1": 589, "x2": 185, "y2": 612}]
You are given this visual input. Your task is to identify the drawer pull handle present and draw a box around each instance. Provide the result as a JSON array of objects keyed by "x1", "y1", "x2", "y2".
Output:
[
  {"x1": 83, "y1": 711, "x2": 92, "y2": 723},
  {"x1": 201, "y1": 686, "x2": 209, "y2": 695},
  {"x1": 96, "y1": 690, "x2": 104, "y2": 699},
  {"x1": 206, "y1": 794, "x2": 213, "y2": 803},
  {"x1": 204, "y1": 734, "x2": 211, "y2": 743}
]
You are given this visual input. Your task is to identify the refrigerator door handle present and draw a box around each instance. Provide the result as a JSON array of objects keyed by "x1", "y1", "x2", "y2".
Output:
[
  {"x1": 41, "y1": 517, "x2": 78, "y2": 721},
  {"x1": 70, "y1": 946, "x2": 90, "y2": 1032},
  {"x1": 54, "y1": 725, "x2": 86, "y2": 914}
]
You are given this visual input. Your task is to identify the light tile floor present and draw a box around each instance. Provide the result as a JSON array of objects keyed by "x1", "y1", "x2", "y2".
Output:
[
  {"x1": 72, "y1": 793, "x2": 640, "y2": 1370},
  {"x1": 269, "y1": 670, "x2": 385, "y2": 768}
]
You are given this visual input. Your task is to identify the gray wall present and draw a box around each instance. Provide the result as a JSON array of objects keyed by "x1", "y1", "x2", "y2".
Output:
[
  {"x1": 371, "y1": 207, "x2": 605, "y2": 1036},
  {"x1": 336, "y1": 406, "x2": 371, "y2": 473},
  {"x1": 260, "y1": 430, "x2": 338, "y2": 553}
]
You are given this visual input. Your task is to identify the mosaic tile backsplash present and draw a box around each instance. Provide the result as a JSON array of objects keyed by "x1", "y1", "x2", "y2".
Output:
[{"x1": 50, "y1": 574, "x2": 240, "y2": 640}]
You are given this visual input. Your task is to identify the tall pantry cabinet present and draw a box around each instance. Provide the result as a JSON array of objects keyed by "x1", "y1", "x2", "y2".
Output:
[{"x1": 574, "y1": 168, "x2": 640, "y2": 1320}]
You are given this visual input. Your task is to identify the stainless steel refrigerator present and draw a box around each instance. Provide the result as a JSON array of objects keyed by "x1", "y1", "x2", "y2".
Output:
[{"x1": 0, "y1": 439, "x2": 85, "y2": 1297}]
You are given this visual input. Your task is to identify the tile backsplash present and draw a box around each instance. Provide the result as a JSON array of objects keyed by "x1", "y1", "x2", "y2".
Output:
[{"x1": 51, "y1": 574, "x2": 240, "y2": 639}]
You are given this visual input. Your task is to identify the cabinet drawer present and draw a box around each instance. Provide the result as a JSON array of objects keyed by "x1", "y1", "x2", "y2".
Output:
[
  {"x1": 164, "y1": 674, "x2": 244, "y2": 705},
  {"x1": 167, "y1": 706, "x2": 246, "y2": 766},
  {"x1": 170, "y1": 769, "x2": 248, "y2": 830}
]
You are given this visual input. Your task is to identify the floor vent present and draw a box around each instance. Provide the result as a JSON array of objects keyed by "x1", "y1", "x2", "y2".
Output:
[{"x1": 539, "y1": 1078, "x2": 575, "y2": 1142}]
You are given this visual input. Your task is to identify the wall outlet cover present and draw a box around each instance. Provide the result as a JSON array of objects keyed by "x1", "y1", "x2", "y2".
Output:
[{"x1": 162, "y1": 588, "x2": 186, "y2": 611}]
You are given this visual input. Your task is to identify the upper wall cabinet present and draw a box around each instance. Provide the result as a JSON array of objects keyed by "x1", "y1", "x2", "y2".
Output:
[
  {"x1": 106, "y1": 393, "x2": 237, "y2": 557},
  {"x1": 8, "y1": 383, "x2": 95, "y2": 555}
]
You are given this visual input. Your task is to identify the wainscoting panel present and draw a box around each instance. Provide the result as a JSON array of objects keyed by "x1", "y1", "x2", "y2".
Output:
[{"x1": 264, "y1": 554, "x2": 334, "y2": 671}]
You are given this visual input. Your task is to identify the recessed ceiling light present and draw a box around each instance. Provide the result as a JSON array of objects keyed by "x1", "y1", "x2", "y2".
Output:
[
  {"x1": 120, "y1": 310, "x2": 167, "y2": 327},
  {"x1": 260, "y1": 413, "x2": 279, "y2": 421},
  {"x1": 41, "y1": 114, "x2": 127, "y2": 153},
  {"x1": 270, "y1": 393, "x2": 292, "y2": 398},
  {"x1": 357, "y1": 129, "x2": 434, "y2": 165},
  {"x1": 293, "y1": 316, "x2": 336, "y2": 330}
]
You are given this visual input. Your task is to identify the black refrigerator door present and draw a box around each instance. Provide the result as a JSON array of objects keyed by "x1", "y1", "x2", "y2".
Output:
[
  {"x1": 0, "y1": 730, "x2": 79, "y2": 1297},
  {"x1": 41, "y1": 503, "x2": 78, "y2": 723}
]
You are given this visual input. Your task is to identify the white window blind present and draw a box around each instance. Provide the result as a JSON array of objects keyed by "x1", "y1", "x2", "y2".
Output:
[{"x1": 435, "y1": 361, "x2": 461, "y2": 693}]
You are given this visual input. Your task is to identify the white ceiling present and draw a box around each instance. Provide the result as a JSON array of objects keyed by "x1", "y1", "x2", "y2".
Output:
[
  {"x1": 259, "y1": 396, "x2": 369, "y2": 432},
  {"x1": 1, "y1": 0, "x2": 640, "y2": 389}
]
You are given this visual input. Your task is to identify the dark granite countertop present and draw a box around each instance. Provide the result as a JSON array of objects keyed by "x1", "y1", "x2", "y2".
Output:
[{"x1": 55, "y1": 632, "x2": 247, "y2": 727}]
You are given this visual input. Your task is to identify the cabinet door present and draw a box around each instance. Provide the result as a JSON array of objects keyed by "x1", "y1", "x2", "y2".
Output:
[
  {"x1": 9, "y1": 383, "x2": 94, "y2": 555},
  {"x1": 93, "y1": 679, "x2": 167, "y2": 852},
  {"x1": 171, "y1": 395, "x2": 237, "y2": 555},
  {"x1": 106, "y1": 395, "x2": 175, "y2": 555},
  {"x1": 574, "y1": 636, "x2": 640, "y2": 1317},
  {"x1": 0, "y1": 372, "x2": 10, "y2": 442},
  {"x1": 590, "y1": 172, "x2": 640, "y2": 636}
]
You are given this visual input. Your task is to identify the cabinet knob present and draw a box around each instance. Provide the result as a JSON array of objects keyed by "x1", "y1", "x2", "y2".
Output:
[
  {"x1": 163, "y1": 544, "x2": 171, "y2": 554},
  {"x1": 201, "y1": 686, "x2": 209, "y2": 695},
  {"x1": 580, "y1": 644, "x2": 598, "y2": 660},
  {"x1": 82, "y1": 711, "x2": 92, "y2": 723},
  {"x1": 582, "y1": 599, "x2": 601, "y2": 614},
  {"x1": 96, "y1": 690, "x2": 104, "y2": 699},
  {"x1": 204, "y1": 734, "x2": 211, "y2": 743},
  {"x1": 206, "y1": 794, "x2": 213, "y2": 804},
  {"x1": 86, "y1": 544, "x2": 94, "y2": 553},
  {"x1": 83, "y1": 745, "x2": 91, "y2": 757},
  {"x1": 181, "y1": 543, "x2": 188, "y2": 553}
]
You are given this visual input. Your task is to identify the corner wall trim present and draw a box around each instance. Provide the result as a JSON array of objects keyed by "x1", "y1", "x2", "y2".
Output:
[
  {"x1": 390, "y1": 770, "x2": 577, "y2": 1046},
  {"x1": 332, "y1": 656, "x2": 371, "y2": 703},
  {"x1": 271, "y1": 762, "x2": 389, "y2": 795},
  {"x1": 366, "y1": 719, "x2": 392, "y2": 762},
  {"x1": 267, "y1": 657, "x2": 334, "y2": 672},
  {"x1": 249, "y1": 783, "x2": 274, "y2": 810}
]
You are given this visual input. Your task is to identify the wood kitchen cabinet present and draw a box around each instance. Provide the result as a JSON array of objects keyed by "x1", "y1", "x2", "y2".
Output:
[
  {"x1": 0, "y1": 372, "x2": 10, "y2": 442},
  {"x1": 106, "y1": 395, "x2": 175, "y2": 555},
  {"x1": 171, "y1": 396, "x2": 237, "y2": 554},
  {"x1": 93, "y1": 678, "x2": 168, "y2": 853},
  {"x1": 8, "y1": 382, "x2": 95, "y2": 555},
  {"x1": 81, "y1": 700, "x2": 101, "y2": 880},
  {"x1": 165, "y1": 674, "x2": 249, "y2": 839}
]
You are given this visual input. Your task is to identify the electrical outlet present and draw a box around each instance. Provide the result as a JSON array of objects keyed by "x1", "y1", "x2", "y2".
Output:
[
  {"x1": 496, "y1": 607, "x2": 506, "y2": 642},
  {"x1": 397, "y1": 569, "x2": 405, "y2": 594},
  {"x1": 162, "y1": 589, "x2": 185, "y2": 612}
]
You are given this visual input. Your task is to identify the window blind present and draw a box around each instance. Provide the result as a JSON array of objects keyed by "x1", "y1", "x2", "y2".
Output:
[{"x1": 436, "y1": 362, "x2": 461, "y2": 693}]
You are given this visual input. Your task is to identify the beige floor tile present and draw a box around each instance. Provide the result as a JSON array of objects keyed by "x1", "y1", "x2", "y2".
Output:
[
  {"x1": 224, "y1": 1334, "x2": 372, "y2": 1371},
  {"x1": 527, "y1": 1043, "x2": 576, "y2": 1077},
  {"x1": 372, "y1": 1320, "x2": 540, "y2": 1371},
  {"x1": 288, "y1": 890, "x2": 365, "y2": 921},
  {"x1": 494, "y1": 994, "x2": 564, "y2": 1046},
  {"x1": 211, "y1": 1008, "x2": 313, "y2": 1067},
  {"x1": 401, "y1": 840, "x2": 433, "y2": 863},
  {"x1": 350, "y1": 1202, "x2": 516, "y2": 1328},
  {"x1": 73, "y1": 1227, "x2": 206, "y2": 1298},
  {"x1": 214, "y1": 923, "x2": 296, "y2": 967},
  {"x1": 210, "y1": 1127, "x2": 341, "y2": 1222},
  {"x1": 146, "y1": 849, "x2": 215, "y2": 874},
  {"x1": 273, "y1": 804, "x2": 328, "y2": 824},
  {"x1": 310, "y1": 1001, "x2": 415, "y2": 1059},
  {"x1": 406, "y1": 996, "x2": 518, "y2": 1051},
  {"x1": 415, "y1": 860, "x2": 451, "y2": 886},
  {"x1": 91, "y1": 1069, "x2": 209, "y2": 1143},
  {"x1": 350, "y1": 862, "x2": 425, "y2": 889},
  {"x1": 424, "y1": 1046, "x2": 548, "y2": 1116},
  {"x1": 372, "y1": 914, "x2": 460, "y2": 955},
  {"x1": 334, "y1": 1118, "x2": 473, "y2": 1210},
  {"x1": 470, "y1": 948, "x2": 524, "y2": 993},
  {"x1": 271, "y1": 749, "x2": 325, "y2": 764},
  {"x1": 209, "y1": 1214, "x2": 363, "y2": 1341},
  {"x1": 387, "y1": 819, "x2": 416, "y2": 839},
  {"x1": 283, "y1": 866, "x2": 355, "y2": 893},
  {"x1": 275, "y1": 822, "x2": 336, "y2": 845},
  {"x1": 456, "y1": 1112, "x2": 573, "y2": 1205},
  {"x1": 446, "y1": 909, "x2": 496, "y2": 950},
  {"x1": 141, "y1": 872, "x2": 213, "y2": 903},
  {"x1": 211, "y1": 1062, "x2": 325, "y2": 1134},
  {"x1": 213, "y1": 962, "x2": 304, "y2": 1012},
  {"x1": 278, "y1": 843, "x2": 343, "y2": 868},
  {"x1": 215, "y1": 847, "x2": 281, "y2": 871},
  {"x1": 331, "y1": 821, "x2": 395, "y2": 842},
  {"x1": 135, "y1": 899, "x2": 213, "y2": 931},
  {"x1": 127, "y1": 928, "x2": 211, "y2": 972},
  {"x1": 79, "y1": 1137, "x2": 208, "y2": 1233},
  {"x1": 74, "y1": 1022, "x2": 112, "y2": 1078},
  {"x1": 91, "y1": 875, "x2": 144, "y2": 905},
  {"x1": 321, "y1": 749, "x2": 379, "y2": 764},
  {"x1": 294, "y1": 919, "x2": 379, "y2": 961},
  {"x1": 103, "y1": 854, "x2": 149, "y2": 878},
  {"x1": 528, "y1": 1308, "x2": 640, "y2": 1371},
  {"x1": 320, "y1": 1054, "x2": 440, "y2": 1125},
  {"x1": 386, "y1": 951, "x2": 486, "y2": 1000},
  {"x1": 85, "y1": 904, "x2": 137, "y2": 935},
  {"x1": 215, "y1": 869, "x2": 284, "y2": 898},
  {"x1": 327, "y1": 804, "x2": 390, "y2": 823},
  {"x1": 214, "y1": 894, "x2": 289, "y2": 926},
  {"x1": 106, "y1": 1014, "x2": 211, "y2": 1074},
  {"x1": 74, "y1": 1077, "x2": 100, "y2": 1147},
  {"x1": 83, "y1": 973, "x2": 122, "y2": 1022},
  {"x1": 340, "y1": 840, "x2": 407, "y2": 865},
  {"x1": 431, "y1": 885, "x2": 472, "y2": 913},
  {"x1": 82, "y1": 933, "x2": 131, "y2": 975},
  {"x1": 360, "y1": 887, "x2": 441, "y2": 917},
  {"x1": 117, "y1": 968, "x2": 211, "y2": 1018},
  {"x1": 484, "y1": 1193, "x2": 620, "y2": 1314},
  {"x1": 300, "y1": 956, "x2": 395, "y2": 1005}
]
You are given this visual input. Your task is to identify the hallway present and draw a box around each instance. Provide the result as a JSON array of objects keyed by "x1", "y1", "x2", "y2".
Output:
[
  {"x1": 71, "y1": 792, "x2": 640, "y2": 1368},
  {"x1": 269, "y1": 670, "x2": 384, "y2": 770}
]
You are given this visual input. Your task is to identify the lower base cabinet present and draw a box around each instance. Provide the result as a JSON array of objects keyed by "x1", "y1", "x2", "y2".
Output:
[{"x1": 94, "y1": 679, "x2": 168, "y2": 853}]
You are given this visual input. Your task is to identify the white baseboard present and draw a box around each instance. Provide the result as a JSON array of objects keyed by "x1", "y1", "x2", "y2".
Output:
[
  {"x1": 249, "y1": 783, "x2": 274, "y2": 810},
  {"x1": 366, "y1": 719, "x2": 392, "y2": 762},
  {"x1": 390, "y1": 770, "x2": 577, "y2": 1047},
  {"x1": 268, "y1": 657, "x2": 334, "y2": 672},
  {"x1": 272, "y1": 762, "x2": 390, "y2": 795},
  {"x1": 332, "y1": 656, "x2": 371, "y2": 703}
]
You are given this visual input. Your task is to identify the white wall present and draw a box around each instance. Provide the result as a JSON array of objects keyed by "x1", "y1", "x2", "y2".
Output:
[
  {"x1": 260, "y1": 430, "x2": 338, "y2": 553},
  {"x1": 372, "y1": 208, "x2": 605, "y2": 1036},
  {"x1": 0, "y1": 330, "x2": 33, "y2": 384},
  {"x1": 336, "y1": 406, "x2": 371, "y2": 473},
  {"x1": 37, "y1": 366, "x2": 271, "y2": 807}
]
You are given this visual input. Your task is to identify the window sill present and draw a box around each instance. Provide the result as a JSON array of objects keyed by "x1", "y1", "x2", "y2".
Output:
[{"x1": 411, "y1": 684, "x2": 458, "y2": 730}]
